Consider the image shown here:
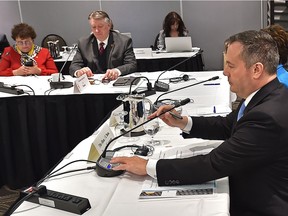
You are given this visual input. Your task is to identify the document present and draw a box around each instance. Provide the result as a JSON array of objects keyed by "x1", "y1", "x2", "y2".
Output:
[{"x1": 139, "y1": 142, "x2": 217, "y2": 200}]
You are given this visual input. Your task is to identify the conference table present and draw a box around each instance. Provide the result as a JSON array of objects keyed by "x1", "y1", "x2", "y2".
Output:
[
  {"x1": 9, "y1": 70, "x2": 234, "y2": 216},
  {"x1": 54, "y1": 48, "x2": 204, "y2": 75}
]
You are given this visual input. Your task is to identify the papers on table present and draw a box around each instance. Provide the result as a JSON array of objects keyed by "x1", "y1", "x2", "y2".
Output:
[
  {"x1": 139, "y1": 179, "x2": 215, "y2": 199},
  {"x1": 139, "y1": 142, "x2": 218, "y2": 200}
]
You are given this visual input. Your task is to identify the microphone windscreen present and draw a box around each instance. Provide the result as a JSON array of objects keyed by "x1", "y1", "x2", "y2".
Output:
[
  {"x1": 211, "y1": 76, "x2": 219, "y2": 81},
  {"x1": 179, "y1": 98, "x2": 191, "y2": 106}
]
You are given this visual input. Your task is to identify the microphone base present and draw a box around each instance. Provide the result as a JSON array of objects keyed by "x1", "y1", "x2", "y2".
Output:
[
  {"x1": 50, "y1": 81, "x2": 73, "y2": 89},
  {"x1": 154, "y1": 81, "x2": 169, "y2": 92},
  {"x1": 96, "y1": 154, "x2": 124, "y2": 177}
]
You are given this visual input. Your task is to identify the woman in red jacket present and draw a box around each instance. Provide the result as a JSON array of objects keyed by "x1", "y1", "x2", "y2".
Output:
[{"x1": 0, "y1": 23, "x2": 58, "y2": 76}]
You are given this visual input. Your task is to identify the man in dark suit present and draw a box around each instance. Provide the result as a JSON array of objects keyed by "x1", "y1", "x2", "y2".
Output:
[
  {"x1": 111, "y1": 30, "x2": 288, "y2": 215},
  {"x1": 69, "y1": 10, "x2": 137, "y2": 80}
]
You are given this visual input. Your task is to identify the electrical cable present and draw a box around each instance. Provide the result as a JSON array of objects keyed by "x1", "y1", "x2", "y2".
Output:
[{"x1": 12, "y1": 84, "x2": 35, "y2": 95}]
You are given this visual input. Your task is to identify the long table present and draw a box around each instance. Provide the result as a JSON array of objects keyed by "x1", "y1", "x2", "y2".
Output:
[
  {"x1": 0, "y1": 71, "x2": 235, "y2": 190},
  {"x1": 54, "y1": 49, "x2": 204, "y2": 75},
  {"x1": 11, "y1": 70, "x2": 232, "y2": 215}
]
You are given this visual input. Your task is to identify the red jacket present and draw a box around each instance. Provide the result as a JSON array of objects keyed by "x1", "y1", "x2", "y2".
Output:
[{"x1": 0, "y1": 46, "x2": 58, "y2": 76}]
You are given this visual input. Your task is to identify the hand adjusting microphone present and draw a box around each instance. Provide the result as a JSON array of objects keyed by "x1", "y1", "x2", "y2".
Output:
[
  {"x1": 96, "y1": 98, "x2": 191, "y2": 177},
  {"x1": 154, "y1": 52, "x2": 199, "y2": 92},
  {"x1": 50, "y1": 44, "x2": 77, "y2": 89}
]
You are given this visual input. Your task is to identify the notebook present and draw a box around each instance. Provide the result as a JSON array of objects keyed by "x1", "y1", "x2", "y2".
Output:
[{"x1": 165, "y1": 37, "x2": 193, "y2": 52}]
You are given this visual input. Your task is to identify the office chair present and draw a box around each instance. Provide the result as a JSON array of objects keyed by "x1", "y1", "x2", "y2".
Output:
[
  {"x1": 0, "y1": 34, "x2": 10, "y2": 58},
  {"x1": 41, "y1": 34, "x2": 67, "y2": 51},
  {"x1": 151, "y1": 33, "x2": 160, "y2": 50}
]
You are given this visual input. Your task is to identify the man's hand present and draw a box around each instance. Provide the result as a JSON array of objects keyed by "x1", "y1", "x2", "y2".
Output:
[
  {"x1": 150, "y1": 104, "x2": 188, "y2": 130},
  {"x1": 110, "y1": 156, "x2": 148, "y2": 176},
  {"x1": 75, "y1": 67, "x2": 94, "y2": 77},
  {"x1": 102, "y1": 68, "x2": 120, "y2": 81}
]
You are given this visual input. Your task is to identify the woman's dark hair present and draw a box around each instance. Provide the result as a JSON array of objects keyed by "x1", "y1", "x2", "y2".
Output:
[
  {"x1": 11, "y1": 23, "x2": 37, "y2": 40},
  {"x1": 162, "y1": 11, "x2": 187, "y2": 37},
  {"x1": 261, "y1": 24, "x2": 288, "y2": 65}
]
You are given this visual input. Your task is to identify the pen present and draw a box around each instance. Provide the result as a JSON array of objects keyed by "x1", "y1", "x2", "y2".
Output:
[
  {"x1": 213, "y1": 106, "x2": 216, "y2": 114},
  {"x1": 169, "y1": 111, "x2": 183, "y2": 120},
  {"x1": 203, "y1": 83, "x2": 220, "y2": 86}
]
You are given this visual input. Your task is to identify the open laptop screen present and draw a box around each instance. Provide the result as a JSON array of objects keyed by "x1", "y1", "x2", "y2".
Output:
[{"x1": 165, "y1": 37, "x2": 193, "y2": 52}]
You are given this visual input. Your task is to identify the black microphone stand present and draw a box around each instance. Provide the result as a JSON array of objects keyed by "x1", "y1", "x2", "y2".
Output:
[
  {"x1": 96, "y1": 98, "x2": 191, "y2": 177},
  {"x1": 154, "y1": 51, "x2": 200, "y2": 92},
  {"x1": 50, "y1": 44, "x2": 77, "y2": 89},
  {"x1": 154, "y1": 76, "x2": 219, "y2": 106}
]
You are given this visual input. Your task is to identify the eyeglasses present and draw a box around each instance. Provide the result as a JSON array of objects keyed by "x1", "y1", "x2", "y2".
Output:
[{"x1": 16, "y1": 40, "x2": 33, "y2": 46}]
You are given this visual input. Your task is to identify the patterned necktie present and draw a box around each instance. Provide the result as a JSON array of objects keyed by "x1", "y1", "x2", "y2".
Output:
[
  {"x1": 99, "y1": 42, "x2": 105, "y2": 55},
  {"x1": 237, "y1": 101, "x2": 246, "y2": 121}
]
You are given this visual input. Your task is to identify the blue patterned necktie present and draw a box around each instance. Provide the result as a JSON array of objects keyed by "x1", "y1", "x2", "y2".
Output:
[{"x1": 237, "y1": 102, "x2": 246, "y2": 121}]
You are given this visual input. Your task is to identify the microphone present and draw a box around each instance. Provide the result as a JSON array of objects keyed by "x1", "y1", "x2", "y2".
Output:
[
  {"x1": 154, "y1": 76, "x2": 219, "y2": 109},
  {"x1": 95, "y1": 98, "x2": 191, "y2": 177},
  {"x1": 128, "y1": 76, "x2": 156, "y2": 96},
  {"x1": 50, "y1": 44, "x2": 77, "y2": 89},
  {"x1": 154, "y1": 52, "x2": 199, "y2": 92}
]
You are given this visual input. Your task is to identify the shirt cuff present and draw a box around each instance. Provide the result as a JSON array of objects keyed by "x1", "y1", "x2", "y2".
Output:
[
  {"x1": 146, "y1": 159, "x2": 158, "y2": 179},
  {"x1": 114, "y1": 68, "x2": 121, "y2": 76},
  {"x1": 182, "y1": 116, "x2": 192, "y2": 134}
]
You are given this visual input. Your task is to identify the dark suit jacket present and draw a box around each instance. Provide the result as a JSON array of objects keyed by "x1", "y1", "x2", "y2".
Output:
[
  {"x1": 156, "y1": 78, "x2": 288, "y2": 216},
  {"x1": 69, "y1": 31, "x2": 137, "y2": 76}
]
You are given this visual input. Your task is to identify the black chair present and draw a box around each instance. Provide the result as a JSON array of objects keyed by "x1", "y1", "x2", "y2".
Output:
[
  {"x1": 151, "y1": 33, "x2": 160, "y2": 50},
  {"x1": 0, "y1": 34, "x2": 10, "y2": 58},
  {"x1": 41, "y1": 34, "x2": 67, "y2": 51}
]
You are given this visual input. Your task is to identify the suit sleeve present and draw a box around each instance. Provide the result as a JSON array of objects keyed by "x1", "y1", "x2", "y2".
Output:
[
  {"x1": 156, "y1": 109, "x2": 286, "y2": 186},
  {"x1": 115, "y1": 37, "x2": 137, "y2": 76}
]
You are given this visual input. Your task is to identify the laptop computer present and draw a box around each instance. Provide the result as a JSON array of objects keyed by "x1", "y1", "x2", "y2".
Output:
[{"x1": 165, "y1": 37, "x2": 193, "y2": 52}]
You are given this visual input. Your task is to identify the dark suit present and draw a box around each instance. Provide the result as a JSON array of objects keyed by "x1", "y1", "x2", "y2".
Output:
[
  {"x1": 156, "y1": 78, "x2": 288, "y2": 216},
  {"x1": 69, "y1": 31, "x2": 137, "y2": 76}
]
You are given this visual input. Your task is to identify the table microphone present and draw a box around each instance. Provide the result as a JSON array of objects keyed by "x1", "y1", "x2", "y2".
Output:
[
  {"x1": 154, "y1": 76, "x2": 220, "y2": 109},
  {"x1": 95, "y1": 97, "x2": 191, "y2": 177},
  {"x1": 50, "y1": 44, "x2": 77, "y2": 89},
  {"x1": 128, "y1": 76, "x2": 156, "y2": 96},
  {"x1": 154, "y1": 51, "x2": 199, "y2": 92}
]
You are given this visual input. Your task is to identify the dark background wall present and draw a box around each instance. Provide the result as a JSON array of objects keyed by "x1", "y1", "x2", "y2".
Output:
[{"x1": 0, "y1": 0, "x2": 266, "y2": 70}]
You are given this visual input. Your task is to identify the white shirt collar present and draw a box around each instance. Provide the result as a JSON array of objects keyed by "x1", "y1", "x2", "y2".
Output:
[
  {"x1": 244, "y1": 89, "x2": 259, "y2": 107},
  {"x1": 97, "y1": 36, "x2": 109, "y2": 49}
]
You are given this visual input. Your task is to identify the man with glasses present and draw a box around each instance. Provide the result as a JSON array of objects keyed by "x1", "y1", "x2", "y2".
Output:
[
  {"x1": 0, "y1": 23, "x2": 58, "y2": 76},
  {"x1": 69, "y1": 10, "x2": 137, "y2": 81}
]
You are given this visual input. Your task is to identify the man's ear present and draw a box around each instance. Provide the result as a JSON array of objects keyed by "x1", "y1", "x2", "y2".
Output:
[{"x1": 252, "y1": 62, "x2": 264, "y2": 79}]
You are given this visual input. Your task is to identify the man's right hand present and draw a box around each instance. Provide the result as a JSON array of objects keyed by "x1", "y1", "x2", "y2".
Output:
[
  {"x1": 150, "y1": 105, "x2": 188, "y2": 130},
  {"x1": 75, "y1": 67, "x2": 94, "y2": 77}
]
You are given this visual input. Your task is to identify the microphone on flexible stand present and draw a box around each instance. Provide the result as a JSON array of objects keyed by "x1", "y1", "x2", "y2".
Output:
[
  {"x1": 95, "y1": 97, "x2": 191, "y2": 177},
  {"x1": 153, "y1": 76, "x2": 220, "y2": 110},
  {"x1": 50, "y1": 44, "x2": 77, "y2": 89},
  {"x1": 128, "y1": 76, "x2": 156, "y2": 96},
  {"x1": 154, "y1": 52, "x2": 199, "y2": 92}
]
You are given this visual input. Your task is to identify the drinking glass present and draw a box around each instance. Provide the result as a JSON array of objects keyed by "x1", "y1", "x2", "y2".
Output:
[
  {"x1": 113, "y1": 111, "x2": 129, "y2": 137},
  {"x1": 62, "y1": 46, "x2": 68, "y2": 53},
  {"x1": 157, "y1": 39, "x2": 164, "y2": 52},
  {"x1": 143, "y1": 111, "x2": 160, "y2": 146}
]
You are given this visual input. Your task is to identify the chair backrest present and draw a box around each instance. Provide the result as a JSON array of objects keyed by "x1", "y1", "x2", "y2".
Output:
[
  {"x1": 0, "y1": 34, "x2": 10, "y2": 57},
  {"x1": 152, "y1": 33, "x2": 160, "y2": 51},
  {"x1": 41, "y1": 34, "x2": 67, "y2": 51}
]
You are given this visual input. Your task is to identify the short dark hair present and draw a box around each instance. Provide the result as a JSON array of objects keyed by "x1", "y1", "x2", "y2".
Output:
[
  {"x1": 224, "y1": 30, "x2": 279, "y2": 75},
  {"x1": 11, "y1": 23, "x2": 36, "y2": 40}
]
